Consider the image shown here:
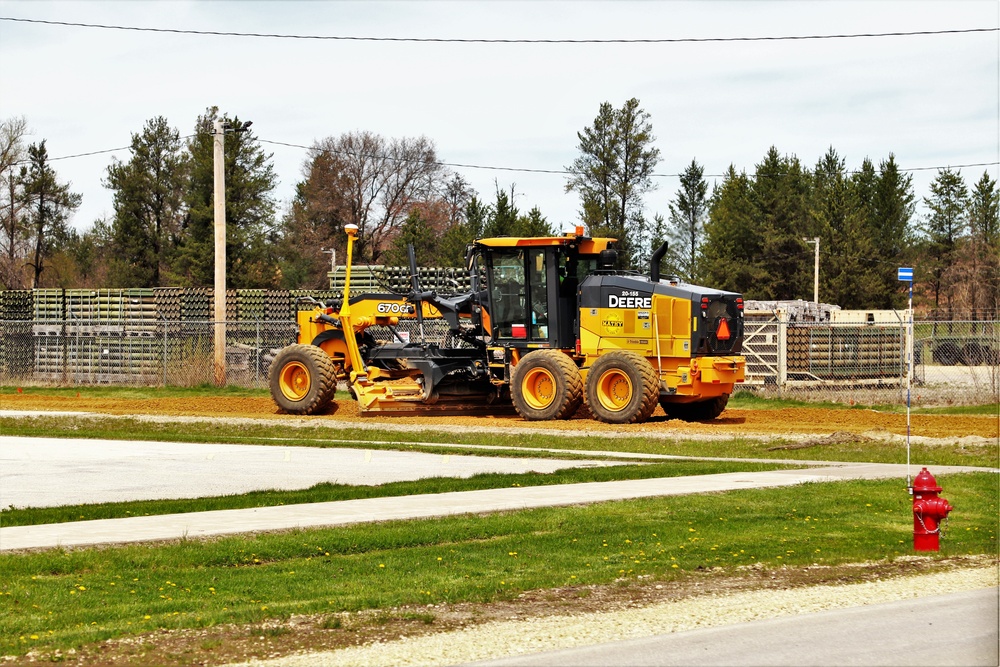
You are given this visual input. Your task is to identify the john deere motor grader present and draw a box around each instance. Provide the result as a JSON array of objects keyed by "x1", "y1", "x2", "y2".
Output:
[{"x1": 269, "y1": 223, "x2": 745, "y2": 424}]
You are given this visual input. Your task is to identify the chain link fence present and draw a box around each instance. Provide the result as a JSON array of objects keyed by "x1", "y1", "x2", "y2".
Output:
[
  {"x1": 742, "y1": 314, "x2": 999, "y2": 405},
  {"x1": 0, "y1": 318, "x2": 298, "y2": 389},
  {"x1": 1, "y1": 285, "x2": 998, "y2": 405}
]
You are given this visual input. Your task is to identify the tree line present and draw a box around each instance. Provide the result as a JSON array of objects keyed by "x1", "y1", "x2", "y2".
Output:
[{"x1": 1, "y1": 102, "x2": 997, "y2": 318}]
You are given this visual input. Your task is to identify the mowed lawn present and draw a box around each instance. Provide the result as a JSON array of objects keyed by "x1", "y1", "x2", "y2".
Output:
[{"x1": 1, "y1": 389, "x2": 997, "y2": 659}]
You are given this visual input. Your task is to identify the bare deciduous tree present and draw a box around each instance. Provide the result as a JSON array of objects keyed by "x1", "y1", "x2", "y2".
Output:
[
  {"x1": 0, "y1": 116, "x2": 30, "y2": 287},
  {"x1": 308, "y1": 132, "x2": 445, "y2": 263}
]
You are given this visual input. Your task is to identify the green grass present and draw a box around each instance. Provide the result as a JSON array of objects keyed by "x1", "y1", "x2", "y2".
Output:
[
  {"x1": 0, "y1": 460, "x2": 791, "y2": 527},
  {"x1": 3, "y1": 412, "x2": 996, "y2": 468},
  {"x1": 910, "y1": 403, "x2": 1000, "y2": 416},
  {"x1": 0, "y1": 385, "x2": 269, "y2": 399},
  {"x1": 727, "y1": 390, "x2": 853, "y2": 411},
  {"x1": 5, "y1": 384, "x2": 997, "y2": 413},
  {"x1": 730, "y1": 390, "x2": 1000, "y2": 416},
  {"x1": 1, "y1": 472, "x2": 995, "y2": 658}
]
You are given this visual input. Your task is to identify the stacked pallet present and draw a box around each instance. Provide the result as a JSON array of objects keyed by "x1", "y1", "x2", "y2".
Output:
[
  {"x1": 32, "y1": 289, "x2": 65, "y2": 380},
  {"x1": 376, "y1": 266, "x2": 471, "y2": 294},
  {"x1": 181, "y1": 287, "x2": 212, "y2": 320},
  {"x1": 805, "y1": 327, "x2": 903, "y2": 379},
  {"x1": 60, "y1": 289, "x2": 162, "y2": 384},
  {"x1": 123, "y1": 288, "x2": 157, "y2": 335},
  {"x1": 154, "y1": 287, "x2": 182, "y2": 319},
  {"x1": 786, "y1": 327, "x2": 810, "y2": 372},
  {"x1": 1, "y1": 289, "x2": 33, "y2": 321},
  {"x1": 265, "y1": 290, "x2": 294, "y2": 322},
  {"x1": 236, "y1": 289, "x2": 266, "y2": 321},
  {"x1": 0, "y1": 290, "x2": 34, "y2": 379}
]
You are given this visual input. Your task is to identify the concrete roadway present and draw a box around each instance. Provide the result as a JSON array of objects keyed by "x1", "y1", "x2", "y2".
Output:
[
  {"x1": 469, "y1": 587, "x2": 1000, "y2": 667},
  {"x1": 0, "y1": 435, "x2": 622, "y2": 508}
]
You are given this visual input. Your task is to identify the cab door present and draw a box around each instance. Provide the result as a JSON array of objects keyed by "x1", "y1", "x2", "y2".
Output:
[{"x1": 484, "y1": 248, "x2": 554, "y2": 345}]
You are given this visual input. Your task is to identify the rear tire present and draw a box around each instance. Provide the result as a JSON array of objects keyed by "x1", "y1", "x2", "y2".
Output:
[
  {"x1": 662, "y1": 394, "x2": 730, "y2": 422},
  {"x1": 269, "y1": 344, "x2": 337, "y2": 415},
  {"x1": 585, "y1": 351, "x2": 659, "y2": 424},
  {"x1": 511, "y1": 350, "x2": 583, "y2": 421}
]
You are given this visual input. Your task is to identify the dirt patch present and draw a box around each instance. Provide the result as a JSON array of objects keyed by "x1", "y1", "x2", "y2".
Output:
[
  {"x1": 766, "y1": 430, "x2": 880, "y2": 451},
  {"x1": 2, "y1": 392, "x2": 996, "y2": 440},
  {"x1": 13, "y1": 556, "x2": 993, "y2": 667}
]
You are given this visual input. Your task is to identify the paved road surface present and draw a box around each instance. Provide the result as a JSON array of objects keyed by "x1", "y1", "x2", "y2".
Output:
[
  {"x1": 469, "y1": 587, "x2": 1000, "y2": 667},
  {"x1": 3, "y1": 456, "x2": 991, "y2": 551},
  {"x1": 0, "y1": 435, "x2": 620, "y2": 508}
]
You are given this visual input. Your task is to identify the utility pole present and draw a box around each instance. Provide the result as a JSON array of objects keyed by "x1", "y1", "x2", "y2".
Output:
[
  {"x1": 804, "y1": 237, "x2": 820, "y2": 304},
  {"x1": 213, "y1": 120, "x2": 226, "y2": 387},
  {"x1": 212, "y1": 117, "x2": 252, "y2": 387}
]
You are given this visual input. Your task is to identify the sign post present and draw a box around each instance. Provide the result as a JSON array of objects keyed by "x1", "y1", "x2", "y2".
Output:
[{"x1": 898, "y1": 267, "x2": 914, "y2": 490}]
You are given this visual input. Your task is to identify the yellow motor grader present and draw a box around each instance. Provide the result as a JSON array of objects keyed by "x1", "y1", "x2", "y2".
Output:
[{"x1": 269, "y1": 224, "x2": 745, "y2": 424}]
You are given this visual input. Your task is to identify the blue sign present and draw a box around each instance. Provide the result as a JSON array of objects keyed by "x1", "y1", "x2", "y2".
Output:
[{"x1": 898, "y1": 267, "x2": 913, "y2": 281}]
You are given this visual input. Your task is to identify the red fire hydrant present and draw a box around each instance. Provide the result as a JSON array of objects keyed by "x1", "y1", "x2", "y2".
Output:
[{"x1": 912, "y1": 467, "x2": 953, "y2": 552}]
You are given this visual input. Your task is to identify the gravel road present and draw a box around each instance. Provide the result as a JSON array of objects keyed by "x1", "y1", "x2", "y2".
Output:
[{"x1": 230, "y1": 565, "x2": 998, "y2": 667}]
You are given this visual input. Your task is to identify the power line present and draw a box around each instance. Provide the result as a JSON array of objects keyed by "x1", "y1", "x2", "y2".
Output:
[
  {"x1": 260, "y1": 139, "x2": 999, "y2": 178},
  {"x1": 13, "y1": 145, "x2": 131, "y2": 164},
  {"x1": 1, "y1": 16, "x2": 996, "y2": 43},
  {"x1": 11, "y1": 135, "x2": 198, "y2": 166},
  {"x1": 14, "y1": 135, "x2": 999, "y2": 179},
  {"x1": 260, "y1": 139, "x2": 570, "y2": 175}
]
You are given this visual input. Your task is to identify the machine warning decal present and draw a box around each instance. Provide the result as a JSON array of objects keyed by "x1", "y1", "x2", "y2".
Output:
[
  {"x1": 637, "y1": 310, "x2": 650, "y2": 320},
  {"x1": 626, "y1": 339, "x2": 649, "y2": 345},
  {"x1": 602, "y1": 311, "x2": 624, "y2": 333}
]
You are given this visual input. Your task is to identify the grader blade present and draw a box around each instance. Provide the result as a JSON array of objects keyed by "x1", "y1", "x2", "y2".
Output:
[{"x1": 357, "y1": 397, "x2": 518, "y2": 417}]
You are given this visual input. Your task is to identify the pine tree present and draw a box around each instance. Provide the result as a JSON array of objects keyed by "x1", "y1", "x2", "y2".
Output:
[
  {"x1": 966, "y1": 171, "x2": 1000, "y2": 317},
  {"x1": 701, "y1": 166, "x2": 760, "y2": 294},
  {"x1": 18, "y1": 141, "x2": 81, "y2": 287},
  {"x1": 811, "y1": 148, "x2": 878, "y2": 308},
  {"x1": 104, "y1": 116, "x2": 187, "y2": 287},
  {"x1": 750, "y1": 148, "x2": 812, "y2": 300},
  {"x1": 921, "y1": 168, "x2": 968, "y2": 316},
  {"x1": 857, "y1": 155, "x2": 915, "y2": 309},
  {"x1": 173, "y1": 108, "x2": 277, "y2": 288},
  {"x1": 667, "y1": 159, "x2": 708, "y2": 282},
  {"x1": 383, "y1": 208, "x2": 440, "y2": 268},
  {"x1": 566, "y1": 98, "x2": 660, "y2": 267}
]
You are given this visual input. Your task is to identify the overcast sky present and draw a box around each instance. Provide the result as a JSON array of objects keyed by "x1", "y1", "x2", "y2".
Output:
[{"x1": 1, "y1": 1, "x2": 997, "y2": 236}]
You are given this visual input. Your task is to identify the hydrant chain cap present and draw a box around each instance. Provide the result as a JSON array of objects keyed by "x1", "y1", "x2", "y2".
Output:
[{"x1": 913, "y1": 467, "x2": 943, "y2": 493}]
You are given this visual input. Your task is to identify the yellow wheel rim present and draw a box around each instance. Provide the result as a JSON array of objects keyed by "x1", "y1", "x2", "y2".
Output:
[
  {"x1": 596, "y1": 369, "x2": 632, "y2": 412},
  {"x1": 522, "y1": 367, "x2": 556, "y2": 410},
  {"x1": 279, "y1": 361, "x2": 311, "y2": 401}
]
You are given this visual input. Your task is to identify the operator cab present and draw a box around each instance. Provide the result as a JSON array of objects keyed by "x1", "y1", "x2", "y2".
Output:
[{"x1": 471, "y1": 232, "x2": 614, "y2": 350}]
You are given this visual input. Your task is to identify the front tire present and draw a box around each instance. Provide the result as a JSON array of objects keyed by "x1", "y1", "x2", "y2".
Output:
[
  {"x1": 511, "y1": 350, "x2": 583, "y2": 420},
  {"x1": 585, "y1": 351, "x2": 659, "y2": 424},
  {"x1": 269, "y1": 344, "x2": 337, "y2": 415}
]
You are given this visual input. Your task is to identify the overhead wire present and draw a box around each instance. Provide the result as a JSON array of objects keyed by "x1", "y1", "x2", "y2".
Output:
[
  {"x1": 259, "y1": 139, "x2": 999, "y2": 179},
  {"x1": 14, "y1": 135, "x2": 999, "y2": 179},
  {"x1": 5, "y1": 16, "x2": 995, "y2": 176},
  {"x1": 1, "y1": 17, "x2": 996, "y2": 43}
]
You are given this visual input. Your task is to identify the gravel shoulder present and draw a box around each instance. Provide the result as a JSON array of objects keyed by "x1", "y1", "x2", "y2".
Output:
[
  {"x1": 2, "y1": 393, "x2": 997, "y2": 443},
  {"x1": 227, "y1": 561, "x2": 998, "y2": 667}
]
